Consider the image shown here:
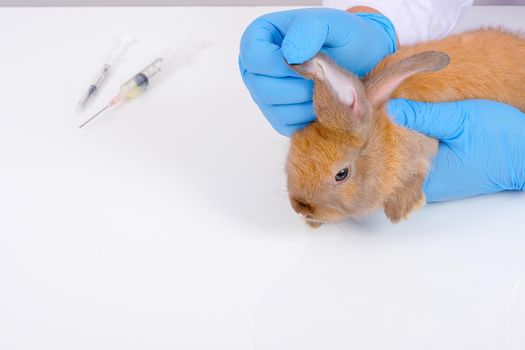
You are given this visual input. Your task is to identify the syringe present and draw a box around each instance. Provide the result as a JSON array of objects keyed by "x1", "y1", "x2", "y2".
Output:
[
  {"x1": 79, "y1": 49, "x2": 175, "y2": 128},
  {"x1": 77, "y1": 36, "x2": 134, "y2": 111}
]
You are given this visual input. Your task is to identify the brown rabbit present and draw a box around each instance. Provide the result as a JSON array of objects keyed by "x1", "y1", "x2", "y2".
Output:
[{"x1": 286, "y1": 29, "x2": 525, "y2": 227}]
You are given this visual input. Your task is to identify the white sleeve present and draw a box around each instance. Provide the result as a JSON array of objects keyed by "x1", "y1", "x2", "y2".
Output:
[{"x1": 323, "y1": 0, "x2": 473, "y2": 45}]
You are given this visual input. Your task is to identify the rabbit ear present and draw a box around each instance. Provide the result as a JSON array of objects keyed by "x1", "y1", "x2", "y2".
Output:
[
  {"x1": 364, "y1": 51, "x2": 450, "y2": 107},
  {"x1": 290, "y1": 54, "x2": 368, "y2": 131}
]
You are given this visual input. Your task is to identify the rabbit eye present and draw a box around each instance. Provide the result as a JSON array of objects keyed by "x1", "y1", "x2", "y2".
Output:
[{"x1": 335, "y1": 167, "x2": 349, "y2": 182}]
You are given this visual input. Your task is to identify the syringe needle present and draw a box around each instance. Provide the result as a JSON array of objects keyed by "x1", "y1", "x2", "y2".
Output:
[
  {"x1": 79, "y1": 105, "x2": 110, "y2": 128},
  {"x1": 78, "y1": 48, "x2": 170, "y2": 129}
]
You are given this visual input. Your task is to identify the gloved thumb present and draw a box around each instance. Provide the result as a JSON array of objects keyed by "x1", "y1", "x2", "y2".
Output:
[
  {"x1": 282, "y1": 16, "x2": 328, "y2": 64},
  {"x1": 388, "y1": 98, "x2": 467, "y2": 140}
]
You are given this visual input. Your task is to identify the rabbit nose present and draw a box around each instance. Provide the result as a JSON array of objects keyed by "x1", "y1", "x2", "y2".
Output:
[{"x1": 291, "y1": 198, "x2": 314, "y2": 215}]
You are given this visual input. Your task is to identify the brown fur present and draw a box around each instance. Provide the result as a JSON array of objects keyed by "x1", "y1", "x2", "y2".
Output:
[
  {"x1": 379, "y1": 29, "x2": 525, "y2": 109},
  {"x1": 286, "y1": 28, "x2": 525, "y2": 227}
]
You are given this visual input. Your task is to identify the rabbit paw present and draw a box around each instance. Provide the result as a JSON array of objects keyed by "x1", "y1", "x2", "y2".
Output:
[{"x1": 383, "y1": 173, "x2": 426, "y2": 223}]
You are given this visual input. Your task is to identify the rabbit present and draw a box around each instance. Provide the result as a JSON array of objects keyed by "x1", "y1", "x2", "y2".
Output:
[{"x1": 286, "y1": 29, "x2": 525, "y2": 228}]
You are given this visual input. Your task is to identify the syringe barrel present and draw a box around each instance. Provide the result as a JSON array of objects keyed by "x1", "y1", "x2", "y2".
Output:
[
  {"x1": 109, "y1": 52, "x2": 173, "y2": 105},
  {"x1": 139, "y1": 57, "x2": 164, "y2": 80},
  {"x1": 77, "y1": 36, "x2": 133, "y2": 110},
  {"x1": 111, "y1": 72, "x2": 150, "y2": 104}
]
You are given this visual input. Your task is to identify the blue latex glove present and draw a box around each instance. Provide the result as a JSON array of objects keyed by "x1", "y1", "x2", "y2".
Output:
[
  {"x1": 239, "y1": 8, "x2": 397, "y2": 136},
  {"x1": 388, "y1": 98, "x2": 525, "y2": 202}
]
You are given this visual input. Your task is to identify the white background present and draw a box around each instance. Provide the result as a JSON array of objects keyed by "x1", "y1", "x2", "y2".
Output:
[
  {"x1": 0, "y1": 1, "x2": 522, "y2": 6},
  {"x1": 1, "y1": 5, "x2": 524, "y2": 350}
]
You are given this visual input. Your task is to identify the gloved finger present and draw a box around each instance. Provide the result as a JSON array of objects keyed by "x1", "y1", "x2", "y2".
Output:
[
  {"x1": 282, "y1": 9, "x2": 375, "y2": 65},
  {"x1": 264, "y1": 101, "x2": 316, "y2": 126},
  {"x1": 277, "y1": 122, "x2": 311, "y2": 137},
  {"x1": 238, "y1": 55, "x2": 245, "y2": 76},
  {"x1": 387, "y1": 98, "x2": 467, "y2": 141},
  {"x1": 240, "y1": 64, "x2": 315, "y2": 125},
  {"x1": 422, "y1": 143, "x2": 464, "y2": 203},
  {"x1": 241, "y1": 71, "x2": 313, "y2": 105},
  {"x1": 240, "y1": 16, "x2": 300, "y2": 78},
  {"x1": 249, "y1": 94, "x2": 284, "y2": 134},
  {"x1": 422, "y1": 142, "x2": 504, "y2": 202},
  {"x1": 282, "y1": 13, "x2": 328, "y2": 64},
  {"x1": 251, "y1": 93, "x2": 315, "y2": 135}
]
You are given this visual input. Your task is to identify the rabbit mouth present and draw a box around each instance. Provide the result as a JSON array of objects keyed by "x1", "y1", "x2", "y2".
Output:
[{"x1": 303, "y1": 216, "x2": 324, "y2": 228}]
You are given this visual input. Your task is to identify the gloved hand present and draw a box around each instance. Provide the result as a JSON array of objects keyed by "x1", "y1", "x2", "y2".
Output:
[
  {"x1": 388, "y1": 98, "x2": 525, "y2": 202},
  {"x1": 239, "y1": 8, "x2": 397, "y2": 136}
]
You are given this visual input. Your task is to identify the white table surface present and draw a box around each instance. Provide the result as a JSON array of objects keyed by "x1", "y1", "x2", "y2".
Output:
[{"x1": 1, "y1": 5, "x2": 524, "y2": 350}]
